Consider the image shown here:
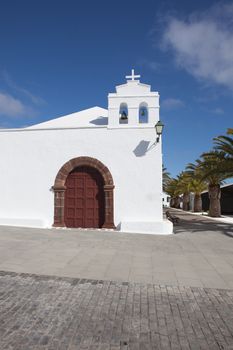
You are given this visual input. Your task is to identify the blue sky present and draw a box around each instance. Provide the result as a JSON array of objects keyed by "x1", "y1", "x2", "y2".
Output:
[{"x1": 0, "y1": 0, "x2": 232, "y2": 177}]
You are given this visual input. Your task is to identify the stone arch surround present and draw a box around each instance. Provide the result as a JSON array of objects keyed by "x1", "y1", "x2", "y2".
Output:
[{"x1": 53, "y1": 156, "x2": 115, "y2": 229}]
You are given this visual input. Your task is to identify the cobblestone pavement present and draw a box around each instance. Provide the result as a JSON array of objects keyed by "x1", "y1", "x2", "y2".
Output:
[{"x1": 0, "y1": 271, "x2": 233, "y2": 350}]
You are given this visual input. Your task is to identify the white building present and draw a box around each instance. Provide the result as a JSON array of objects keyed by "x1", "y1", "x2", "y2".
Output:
[
  {"x1": 162, "y1": 192, "x2": 170, "y2": 208},
  {"x1": 0, "y1": 70, "x2": 172, "y2": 234}
]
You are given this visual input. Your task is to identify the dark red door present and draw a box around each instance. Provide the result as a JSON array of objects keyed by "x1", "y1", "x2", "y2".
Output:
[{"x1": 64, "y1": 166, "x2": 105, "y2": 228}]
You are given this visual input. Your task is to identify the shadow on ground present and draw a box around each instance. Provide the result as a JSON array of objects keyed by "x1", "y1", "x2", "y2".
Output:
[{"x1": 168, "y1": 209, "x2": 233, "y2": 238}]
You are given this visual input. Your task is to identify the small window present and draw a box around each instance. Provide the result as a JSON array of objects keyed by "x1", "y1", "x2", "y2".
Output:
[
  {"x1": 139, "y1": 103, "x2": 148, "y2": 123},
  {"x1": 119, "y1": 103, "x2": 128, "y2": 124}
]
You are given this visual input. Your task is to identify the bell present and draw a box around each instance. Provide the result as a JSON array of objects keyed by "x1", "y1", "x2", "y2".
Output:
[{"x1": 120, "y1": 111, "x2": 128, "y2": 120}]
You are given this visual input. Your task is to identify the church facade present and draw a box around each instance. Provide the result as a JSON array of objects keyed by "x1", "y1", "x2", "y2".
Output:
[{"x1": 0, "y1": 71, "x2": 172, "y2": 234}]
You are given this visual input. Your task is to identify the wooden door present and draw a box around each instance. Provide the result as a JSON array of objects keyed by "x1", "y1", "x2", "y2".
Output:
[{"x1": 64, "y1": 166, "x2": 105, "y2": 228}]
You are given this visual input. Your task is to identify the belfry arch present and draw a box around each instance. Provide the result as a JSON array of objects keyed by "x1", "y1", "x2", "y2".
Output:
[{"x1": 53, "y1": 156, "x2": 115, "y2": 229}]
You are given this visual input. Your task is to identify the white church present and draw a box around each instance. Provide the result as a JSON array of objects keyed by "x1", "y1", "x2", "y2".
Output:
[{"x1": 0, "y1": 70, "x2": 172, "y2": 235}]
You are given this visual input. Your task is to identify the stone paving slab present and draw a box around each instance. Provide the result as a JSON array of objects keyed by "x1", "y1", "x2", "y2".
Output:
[
  {"x1": 0, "y1": 212, "x2": 233, "y2": 289},
  {"x1": 0, "y1": 271, "x2": 233, "y2": 350}
]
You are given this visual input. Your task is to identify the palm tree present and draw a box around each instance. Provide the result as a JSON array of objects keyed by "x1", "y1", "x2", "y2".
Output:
[
  {"x1": 162, "y1": 166, "x2": 171, "y2": 191},
  {"x1": 188, "y1": 153, "x2": 227, "y2": 217},
  {"x1": 213, "y1": 130, "x2": 233, "y2": 178},
  {"x1": 176, "y1": 172, "x2": 191, "y2": 211},
  {"x1": 164, "y1": 178, "x2": 177, "y2": 207},
  {"x1": 190, "y1": 178, "x2": 207, "y2": 212},
  {"x1": 165, "y1": 178, "x2": 182, "y2": 209},
  {"x1": 186, "y1": 164, "x2": 207, "y2": 212}
]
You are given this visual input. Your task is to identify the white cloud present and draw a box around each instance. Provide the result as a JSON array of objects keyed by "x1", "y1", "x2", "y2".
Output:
[
  {"x1": 162, "y1": 3, "x2": 233, "y2": 90},
  {"x1": 161, "y1": 98, "x2": 184, "y2": 110},
  {"x1": 212, "y1": 107, "x2": 224, "y2": 115},
  {"x1": 2, "y1": 71, "x2": 45, "y2": 106},
  {"x1": 146, "y1": 61, "x2": 161, "y2": 71},
  {"x1": 137, "y1": 59, "x2": 161, "y2": 72},
  {"x1": 0, "y1": 92, "x2": 30, "y2": 118}
]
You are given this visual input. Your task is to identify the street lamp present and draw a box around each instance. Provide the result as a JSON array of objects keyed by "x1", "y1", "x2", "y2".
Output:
[{"x1": 155, "y1": 120, "x2": 164, "y2": 143}]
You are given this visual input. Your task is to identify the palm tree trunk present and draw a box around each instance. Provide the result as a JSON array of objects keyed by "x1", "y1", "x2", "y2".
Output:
[
  {"x1": 170, "y1": 198, "x2": 175, "y2": 207},
  {"x1": 182, "y1": 192, "x2": 190, "y2": 211},
  {"x1": 208, "y1": 184, "x2": 221, "y2": 217},
  {"x1": 194, "y1": 194, "x2": 202, "y2": 212},
  {"x1": 174, "y1": 196, "x2": 181, "y2": 209}
]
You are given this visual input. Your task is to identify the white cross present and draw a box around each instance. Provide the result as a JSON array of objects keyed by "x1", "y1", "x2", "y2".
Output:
[{"x1": 126, "y1": 69, "x2": 141, "y2": 81}]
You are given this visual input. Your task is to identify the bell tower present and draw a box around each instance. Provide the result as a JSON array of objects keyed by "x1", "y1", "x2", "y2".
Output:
[{"x1": 108, "y1": 69, "x2": 160, "y2": 128}]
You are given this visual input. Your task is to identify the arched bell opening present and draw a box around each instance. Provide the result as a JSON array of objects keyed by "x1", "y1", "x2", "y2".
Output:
[
  {"x1": 119, "y1": 103, "x2": 128, "y2": 124},
  {"x1": 139, "y1": 102, "x2": 149, "y2": 123}
]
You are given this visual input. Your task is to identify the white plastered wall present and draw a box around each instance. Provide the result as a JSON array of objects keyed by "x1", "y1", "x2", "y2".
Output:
[{"x1": 0, "y1": 125, "x2": 172, "y2": 234}]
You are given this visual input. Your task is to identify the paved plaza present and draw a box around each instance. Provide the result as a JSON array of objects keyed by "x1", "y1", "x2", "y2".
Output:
[
  {"x1": 0, "y1": 210, "x2": 233, "y2": 288},
  {"x1": 0, "y1": 210, "x2": 233, "y2": 349}
]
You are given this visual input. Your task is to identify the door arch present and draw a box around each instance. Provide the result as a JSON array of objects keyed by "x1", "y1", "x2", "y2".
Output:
[{"x1": 53, "y1": 156, "x2": 115, "y2": 229}]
